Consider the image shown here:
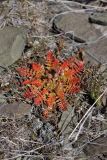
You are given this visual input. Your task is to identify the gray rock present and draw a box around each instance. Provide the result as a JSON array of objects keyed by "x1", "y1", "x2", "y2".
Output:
[
  {"x1": 0, "y1": 26, "x2": 26, "y2": 72},
  {"x1": 0, "y1": 102, "x2": 31, "y2": 118},
  {"x1": 89, "y1": 12, "x2": 107, "y2": 26},
  {"x1": 58, "y1": 107, "x2": 75, "y2": 135},
  {"x1": 83, "y1": 134, "x2": 107, "y2": 157},
  {"x1": 85, "y1": 37, "x2": 107, "y2": 64},
  {"x1": 53, "y1": 12, "x2": 102, "y2": 42}
]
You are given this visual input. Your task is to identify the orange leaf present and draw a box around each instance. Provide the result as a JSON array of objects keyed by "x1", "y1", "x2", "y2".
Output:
[
  {"x1": 32, "y1": 63, "x2": 42, "y2": 71},
  {"x1": 31, "y1": 79, "x2": 42, "y2": 87},
  {"x1": 64, "y1": 69, "x2": 75, "y2": 79},
  {"x1": 56, "y1": 84, "x2": 65, "y2": 99},
  {"x1": 46, "y1": 93, "x2": 56, "y2": 108},
  {"x1": 60, "y1": 60, "x2": 69, "y2": 70},
  {"x1": 46, "y1": 50, "x2": 54, "y2": 62}
]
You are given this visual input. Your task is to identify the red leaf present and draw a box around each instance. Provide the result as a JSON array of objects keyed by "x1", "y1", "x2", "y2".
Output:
[
  {"x1": 22, "y1": 79, "x2": 31, "y2": 85},
  {"x1": 23, "y1": 89, "x2": 33, "y2": 99},
  {"x1": 34, "y1": 96, "x2": 43, "y2": 106},
  {"x1": 58, "y1": 100, "x2": 67, "y2": 111},
  {"x1": 30, "y1": 85, "x2": 38, "y2": 95},
  {"x1": 17, "y1": 67, "x2": 28, "y2": 77},
  {"x1": 78, "y1": 61, "x2": 84, "y2": 71},
  {"x1": 32, "y1": 63, "x2": 42, "y2": 71},
  {"x1": 46, "y1": 50, "x2": 54, "y2": 62},
  {"x1": 70, "y1": 86, "x2": 80, "y2": 93},
  {"x1": 61, "y1": 60, "x2": 69, "y2": 70},
  {"x1": 41, "y1": 88, "x2": 48, "y2": 95}
]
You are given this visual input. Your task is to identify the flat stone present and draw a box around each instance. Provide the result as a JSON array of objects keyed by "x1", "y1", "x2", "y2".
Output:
[
  {"x1": 58, "y1": 107, "x2": 74, "y2": 135},
  {"x1": 85, "y1": 36, "x2": 107, "y2": 64},
  {"x1": 53, "y1": 12, "x2": 102, "y2": 42},
  {"x1": 0, "y1": 26, "x2": 26, "y2": 72},
  {"x1": 89, "y1": 12, "x2": 107, "y2": 26},
  {"x1": 0, "y1": 102, "x2": 31, "y2": 118}
]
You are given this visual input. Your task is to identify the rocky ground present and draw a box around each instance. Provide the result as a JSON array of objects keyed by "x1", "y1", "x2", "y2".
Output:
[{"x1": 0, "y1": 0, "x2": 107, "y2": 160}]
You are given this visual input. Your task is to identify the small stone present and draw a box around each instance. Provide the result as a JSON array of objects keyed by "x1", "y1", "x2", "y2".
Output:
[{"x1": 33, "y1": 40, "x2": 39, "y2": 47}]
